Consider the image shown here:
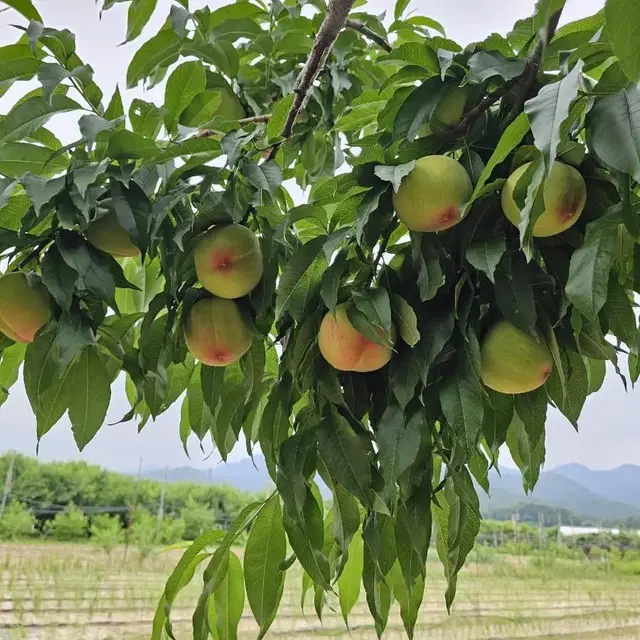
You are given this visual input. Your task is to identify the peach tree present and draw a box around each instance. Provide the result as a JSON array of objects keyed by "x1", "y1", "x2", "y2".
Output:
[{"x1": 0, "y1": 0, "x2": 639, "y2": 636}]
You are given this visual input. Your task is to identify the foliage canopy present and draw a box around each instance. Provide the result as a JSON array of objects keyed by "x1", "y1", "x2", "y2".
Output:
[{"x1": 1, "y1": 0, "x2": 639, "y2": 636}]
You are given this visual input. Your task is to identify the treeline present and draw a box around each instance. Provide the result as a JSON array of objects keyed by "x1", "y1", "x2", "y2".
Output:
[{"x1": 0, "y1": 453, "x2": 258, "y2": 541}]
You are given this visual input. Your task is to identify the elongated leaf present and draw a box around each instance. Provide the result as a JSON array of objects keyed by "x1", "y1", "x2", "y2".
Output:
[
  {"x1": 0, "y1": 95, "x2": 81, "y2": 144},
  {"x1": 163, "y1": 61, "x2": 206, "y2": 133},
  {"x1": 69, "y1": 347, "x2": 111, "y2": 450},
  {"x1": 0, "y1": 142, "x2": 67, "y2": 178},
  {"x1": 566, "y1": 208, "x2": 622, "y2": 318},
  {"x1": 524, "y1": 61, "x2": 583, "y2": 170},
  {"x1": 588, "y1": 84, "x2": 640, "y2": 182},
  {"x1": 465, "y1": 235, "x2": 505, "y2": 283},
  {"x1": 125, "y1": 0, "x2": 157, "y2": 42},
  {"x1": 606, "y1": 0, "x2": 640, "y2": 82},
  {"x1": 317, "y1": 406, "x2": 372, "y2": 505},
  {"x1": 391, "y1": 295, "x2": 420, "y2": 347},
  {"x1": 0, "y1": 343, "x2": 26, "y2": 407},
  {"x1": 275, "y1": 236, "x2": 327, "y2": 321},
  {"x1": 603, "y1": 274, "x2": 637, "y2": 346},
  {"x1": 506, "y1": 411, "x2": 546, "y2": 493},
  {"x1": 3, "y1": 0, "x2": 42, "y2": 22},
  {"x1": 126, "y1": 28, "x2": 181, "y2": 88},
  {"x1": 337, "y1": 532, "x2": 363, "y2": 626},
  {"x1": 494, "y1": 251, "x2": 537, "y2": 333},
  {"x1": 244, "y1": 495, "x2": 286, "y2": 639},
  {"x1": 547, "y1": 349, "x2": 588, "y2": 427},
  {"x1": 466, "y1": 51, "x2": 525, "y2": 84},
  {"x1": 209, "y1": 552, "x2": 244, "y2": 640},
  {"x1": 481, "y1": 389, "x2": 513, "y2": 453}
]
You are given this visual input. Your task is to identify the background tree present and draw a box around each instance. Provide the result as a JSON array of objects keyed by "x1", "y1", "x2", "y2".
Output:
[
  {"x1": 90, "y1": 513, "x2": 124, "y2": 555},
  {"x1": 0, "y1": 0, "x2": 639, "y2": 637},
  {"x1": 0, "y1": 501, "x2": 36, "y2": 540},
  {"x1": 45, "y1": 503, "x2": 88, "y2": 541}
]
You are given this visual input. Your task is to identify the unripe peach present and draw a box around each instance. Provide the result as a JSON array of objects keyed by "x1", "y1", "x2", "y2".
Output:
[
  {"x1": 184, "y1": 297, "x2": 252, "y2": 367},
  {"x1": 86, "y1": 208, "x2": 139, "y2": 258},
  {"x1": 0, "y1": 272, "x2": 51, "y2": 343},
  {"x1": 393, "y1": 155, "x2": 473, "y2": 232},
  {"x1": 318, "y1": 303, "x2": 394, "y2": 373},
  {"x1": 480, "y1": 321, "x2": 552, "y2": 394},
  {"x1": 194, "y1": 225, "x2": 263, "y2": 299},
  {"x1": 501, "y1": 161, "x2": 587, "y2": 237}
]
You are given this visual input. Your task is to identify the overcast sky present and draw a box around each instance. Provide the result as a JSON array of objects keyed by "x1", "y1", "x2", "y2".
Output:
[{"x1": 2, "y1": 0, "x2": 632, "y2": 475}]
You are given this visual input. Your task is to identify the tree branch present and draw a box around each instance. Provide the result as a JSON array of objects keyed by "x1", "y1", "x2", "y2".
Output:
[
  {"x1": 451, "y1": 8, "x2": 564, "y2": 136},
  {"x1": 267, "y1": 0, "x2": 357, "y2": 160},
  {"x1": 345, "y1": 19, "x2": 392, "y2": 52},
  {"x1": 196, "y1": 114, "x2": 272, "y2": 138}
]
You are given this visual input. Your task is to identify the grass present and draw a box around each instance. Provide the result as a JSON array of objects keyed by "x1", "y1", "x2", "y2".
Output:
[{"x1": 1, "y1": 542, "x2": 640, "y2": 639}]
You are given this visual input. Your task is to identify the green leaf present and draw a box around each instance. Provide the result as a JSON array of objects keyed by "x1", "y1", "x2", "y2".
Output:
[
  {"x1": 391, "y1": 295, "x2": 420, "y2": 347},
  {"x1": 209, "y1": 551, "x2": 244, "y2": 640},
  {"x1": 244, "y1": 495, "x2": 286, "y2": 639},
  {"x1": 125, "y1": 0, "x2": 158, "y2": 43},
  {"x1": 506, "y1": 411, "x2": 546, "y2": 493},
  {"x1": 126, "y1": 28, "x2": 181, "y2": 89},
  {"x1": 606, "y1": 0, "x2": 640, "y2": 82},
  {"x1": 469, "y1": 112, "x2": 530, "y2": 203},
  {"x1": 317, "y1": 406, "x2": 372, "y2": 506},
  {"x1": 129, "y1": 99, "x2": 165, "y2": 138},
  {"x1": 547, "y1": 349, "x2": 588, "y2": 427},
  {"x1": 566, "y1": 208, "x2": 622, "y2": 318},
  {"x1": 163, "y1": 60, "x2": 206, "y2": 133},
  {"x1": 78, "y1": 114, "x2": 120, "y2": 147},
  {"x1": 603, "y1": 273, "x2": 637, "y2": 346},
  {"x1": 0, "y1": 342, "x2": 26, "y2": 406},
  {"x1": 104, "y1": 86, "x2": 124, "y2": 120},
  {"x1": 494, "y1": 251, "x2": 537, "y2": 333},
  {"x1": 2, "y1": 0, "x2": 42, "y2": 22},
  {"x1": 337, "y1": 531, "x2": 363, "y2": 626},
  {"x1": 394, "y1": 0, "x2": 411, "y2": 20},
  {"x1": 69, "y1": 347, "x2": 111, "y2": 450},
  {"x1": 524, "y1": 61, "x2": 583, "y2": 170},
  {"x1": 55, "y1": 311, "x2": 95, "y2": 369},
  {"x1": 267, "y1": 94, "x2": 294, "y2": 140},
  {"x1": 0, "y1": 94, "x2": 81, "y2": 144},
  {"x1": 20, "y1": 174, "x2": 65, "y2": 215},
  {"x1": 439, "y1": 330, "x2": 484, "y2": 453},
  {"x1": 106, "y1": 130, "x2": 160, "y2": 159},
  {"x1": 352, "y1": 288, "x2": 392, "y2": 335},
  {"x1": 466, "y1": 51, "x2": 525, "y2": 84},
  {"x1": 179, "y1": 90, "x2": 221, "y2": 128},
  {"x1": 275, "y1": 236, "x2": 327, "y2": 321},
  {"x1": 465, "y1": 234, "x2": 505, "y2": 283},
  {"x1": 377, "y1": 406, "x2": 421, "y2": 498},
  {"x1": 394, "y1": 78, "x2": 447, "y2": 141},
  {"x1": 241, "y1": 161, "x2": 282, "y2": 195},
  {"x1": 481, "y1": 389, "x2": 513, "y2": 454},
  {"x1": 588, "y1": 84, "x2": 640, "y2": 182},
  {"x1": 374, "y1": 161, "x2": 416, "y2": 193}
]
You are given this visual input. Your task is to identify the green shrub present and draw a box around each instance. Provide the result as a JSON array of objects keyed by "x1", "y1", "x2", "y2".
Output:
[
  {"x1": 129, "y1": 507, "x2": 156, "y2": 558},
  {"x1": 181, "y1": 496, "x2": 214, "y2": 540},
  {"x1": 90, "y1": 514, "x2": 124, "y2": 554},
  {"x1": 45, "y1": 503, "x2": 88, "y2": 540},
  {"x1": 160, "y1": 516, "x2": 186, "y2": 544},
  {"x1": 0, "y1": 501, "x2": 35, "y2": 540}
]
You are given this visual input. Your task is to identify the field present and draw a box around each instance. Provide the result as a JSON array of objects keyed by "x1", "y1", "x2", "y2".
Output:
[{"x1": 2, "y1": 543, "x2": 640, "y2": 640}]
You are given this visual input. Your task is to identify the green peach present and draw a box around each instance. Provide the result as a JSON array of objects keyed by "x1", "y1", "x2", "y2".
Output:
[
  {"x1": 480, "y1": 321, "x2": 553, "y2": 394},
  {"x1": 194, "y1": 225, "x2": 263, "y2": 299},
  {"x1": 393, "y1": 155, "x2": 473, "y2": 232},
  {"x1": 501, "y1": 161, "x2": 587, "y2": 237},
  {"x1": 86, "y1": 208, "x2": 139, "y2": 258},
  {"x1": 184, "y1": 297, "x2": 252, "y2": 367}
]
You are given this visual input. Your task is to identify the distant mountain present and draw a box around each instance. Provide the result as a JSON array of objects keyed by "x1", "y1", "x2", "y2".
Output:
[
  {"x1": 553, "y1": 463, "x2": 640, "y2": 508},
  {"x1": 143, "y1": 458, "x2": 640, "y2": 524},
  {"x1": 479, "y1": 467, "x2": 640, "y2": 523},
  {"x1": 144, "y1": 456, "x2": 273, "y2": 493}
]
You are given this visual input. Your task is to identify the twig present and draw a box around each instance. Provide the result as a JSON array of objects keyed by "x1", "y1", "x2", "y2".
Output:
[
  {"x1": 197, "y1": 114, "x2": 272, "y2": 138},
  {"x1": 451, "y1": 8, "x2": 564, "y2": 136},
  {"x1": 345, "y1": 19, "x2": 392, "y2": 52},
  {"x1": 267, "y1": 0, "x2": 357, "y2": 160}
]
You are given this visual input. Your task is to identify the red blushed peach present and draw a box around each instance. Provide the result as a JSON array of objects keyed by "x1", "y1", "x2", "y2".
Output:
[{"x1": 0, "y1": 272, "x2": 51, "y2": 343}]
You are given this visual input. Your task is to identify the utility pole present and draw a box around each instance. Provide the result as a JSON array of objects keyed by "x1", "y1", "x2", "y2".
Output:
[
  {"x1": 557, "y1": 511, "x2": 562, "y2": 545},
  {"x1": 0, "y1": 451, "x2": 16, "y2": 520},
  {"x1": 538, "y1": 512, "x2": 544, "y2": 548},
  {"x1": 155, "y1": 467, "x2": 168, "y2": 543}
]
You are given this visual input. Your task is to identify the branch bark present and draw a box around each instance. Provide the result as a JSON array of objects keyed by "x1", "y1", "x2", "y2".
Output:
[
  {"x1": 452, "y1": 8, "x2": 564, "y2": 136},
  {"x1": 345, "y1": 19, "x2": 392, "y2": 52},
  {"x1": 267, "y1": 0, "x2": 357, "y2": 160}
]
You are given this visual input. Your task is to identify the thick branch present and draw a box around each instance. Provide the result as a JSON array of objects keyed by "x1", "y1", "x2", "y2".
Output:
[
  {"x1": 452, "y1": 8, "x2": 564, "y2": 136},
  {"x1": 267, "y1": 0, "x2": 356, "y2": 160},
  {"x1": 345, "y1": 19, "x2": 392, "y2": 52}
]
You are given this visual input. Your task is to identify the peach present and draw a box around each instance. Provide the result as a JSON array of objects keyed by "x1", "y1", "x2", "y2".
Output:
[
  {"x1": 0, "y1": 272, "x2": 51, "y2": 343},
  {"x1": 86, "y1": 206, "x2": 139, "y2": 258},
  {"x1": 392, "y1": 155, "x2": 473, "y2": 232},
  {"x1": 501, "y1": 161, "x2": 587, "y2": 237},
  {"x1": 480, "y1": 321, "x2": 553, "y2": 394},
  {"x1": 184, "y1": 297, "x2": 252, "y2": 367},
  {"x1": 194, "y1": 225, "x2": 263, "y2": 299},
  {"x1": 318, "y1": 303, "x2": 394, "y2": 373}
]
